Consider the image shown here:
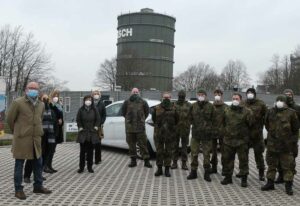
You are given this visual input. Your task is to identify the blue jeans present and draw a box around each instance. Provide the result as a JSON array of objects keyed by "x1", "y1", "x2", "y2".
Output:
[{"x1": 14, "y1": 158, "x2": 43, "y2": 192}]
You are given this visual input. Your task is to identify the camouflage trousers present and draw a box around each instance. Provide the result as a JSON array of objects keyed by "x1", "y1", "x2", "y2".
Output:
[
  {"x1": 210, "y1": 138, "x2": 223, "y2": 168},
  {"x1": 172, "y1": 128, "x2": 190, "y2": 163},
  {"x1": 190, "y1": 138, "x2": 212, "y2": 170},
  {"x1": 248, "y1": 136, "x2": 265, "y2": 170},
  {"x1": 266, "y1": 150, "x2": 294, "y2": 181},
  {"x1": 222, "y1": 143, "x2": 249, "y2": 176},
  {"x1": 154, "y1": 131, "x2": 175, "y2": 167},
  {"x1": 126, "y1": 132, "x2": 150, "y2": 160},
  {"x1": 277, "y1": 142, "x2": 298, "y2": 175}
]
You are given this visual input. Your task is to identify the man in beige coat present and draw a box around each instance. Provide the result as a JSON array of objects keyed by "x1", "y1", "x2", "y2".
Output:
[{"x1": 7, "y1": 82, "x2": 52, "y2": 200}]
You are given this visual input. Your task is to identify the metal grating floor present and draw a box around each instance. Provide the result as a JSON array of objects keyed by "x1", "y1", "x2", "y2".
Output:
[{"x1": 1, "y1": 143, "x2": 300, "y2": 206}]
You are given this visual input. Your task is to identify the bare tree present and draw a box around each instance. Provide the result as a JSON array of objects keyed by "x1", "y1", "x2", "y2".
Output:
[
  {"x1": 220, "y1": 59, "x2": 250, "y2": 90},
  {"x1": 173, "y1": 63, "x2": 220, "y2": 91},
  {"x1": 94, "y1": 57, "x2": 117, "y2": 91}
]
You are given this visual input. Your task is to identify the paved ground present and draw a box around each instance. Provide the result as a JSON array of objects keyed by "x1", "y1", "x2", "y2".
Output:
[{"x1": 1, "y1": 143, "x2": 300, "y2": 206}]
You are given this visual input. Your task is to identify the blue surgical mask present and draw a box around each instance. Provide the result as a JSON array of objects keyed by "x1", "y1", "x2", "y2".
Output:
[{"x1": 26, "y1": 89, "x2": 39, "y2": 98}]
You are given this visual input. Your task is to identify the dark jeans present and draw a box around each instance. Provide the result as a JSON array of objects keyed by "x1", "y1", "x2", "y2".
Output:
[
  {"x1": 94, "y1": 141, "x2": 102, "y2": 163},
  {"x1": 80, "y1": 141, "x2": 93, "y2": 170},
  {"x1": 15, "y1": 158, "x2": 43, "y2": 192},
  {"x1": 42, "y1": 131, "x2": 57, "y2": 168}
]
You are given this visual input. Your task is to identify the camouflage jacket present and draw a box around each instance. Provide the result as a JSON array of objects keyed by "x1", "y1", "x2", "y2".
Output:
[
  {"x1": 223, "y1": 105, "x2": 253, "y2": 147},
  {"x1": 265, "y1": 107, "x2": 300, "y2": 152},
  {"x1": 190, "y1": 101, "x2": 216, "y2": 140},
  {"x1": 174, "y1": 100, "x2": 191, "y2": 131},
  {"x1": 121, "y1": 97, "x2": 149, "y2": 133},
  {"x1": 152, "y1": 103, "x2": 178, "y2": 139},
  {"x1": 212, "y1": 102, "x2": 228, "y2": 139},
  {"x1": 244, "y1": 99, "x2": 267, "y2": 137}
]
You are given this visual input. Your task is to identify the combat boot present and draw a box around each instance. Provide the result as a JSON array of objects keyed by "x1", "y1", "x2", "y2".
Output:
[
  {"x1": 285, "y1": 181, "x2": 293, "y2": 196},
  {"x1": 171, "y1": 161, "x2": 178, "y2": 169},
  {"x1": 128, "y1": 158, "x2": 137, "y2": 168},
  {"x1": 235, "y1": 172, "x2": 242, "y2": 178},
  {"x1": 144, "y1": 159, "x2": 152, "y2": 168},
  {"x1": 204, "y1": 169, "x2": 212, "y2": 182},
  {"x1": 261, "y1": 179, "x2": 275, "y2": 191},
  {"x1": 210, "y1": 165, "x2": 217, "y2": 174},
  {"x1": 275, "y1": 172, "x2": 284, "y2": 184},
  {"x1": 221, "y1": 176, "x2": 232, "y2": 185},
  {"x1": 182, "y1": 161, "x2": 188, "y2": 170},
  {"x1": 155, "y1": 166, "x2": 163, "y2": 176},
  {"x1": 187, "y1": 169, "x2": 198, "y2": 180},
  {"x1": 165, "y1": 167, "x2": 171, "y2": 177},
  {"x1": 241, "y1": 176, "x2": 248, "y2": 187},
  {"x1": 259, "y1": 169, "x2": 265, "y2": 181}
]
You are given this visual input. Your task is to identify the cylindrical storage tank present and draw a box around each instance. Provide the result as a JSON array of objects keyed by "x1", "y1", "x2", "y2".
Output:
[{"x1": 116, "y1": 8, "x2": 176, "y2": 91}]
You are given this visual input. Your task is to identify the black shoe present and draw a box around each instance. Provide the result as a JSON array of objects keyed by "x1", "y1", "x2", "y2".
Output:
[
  {"x1": 15, "y1": 191, "x2": 26, "y2": 200},
  {"x1": 261, "y1": 179, "x2": 275, "y2": 191},
  {"x1": 95, "y1": 161, "x2": 101, "y2": 165},
  {"x1": 88, "y1": 168, "x2": 94, "y2": 173},
  {"x1": 182, "y1": 161, "x2": 188, "y2": 170},
  {"x1": 128, "y1": 158, "x2": 137, "y2": 168},
  {"x1": 221, "y1": 176, "x2": 233, "y2": 185},
  {"x1": 285, "y1": 181, "x2": 293, "y2": 196},
  {"x1": 49, "y1": 166, "x2": 58, "y2": 173},
  {"x1": 204, "y1": 169, "x2": 211, "y2": 182},
  {"x1": 259, "y1": 169, "x2": 265, "y2": 181},
  {"x1": 43, "y1": 167, "x2": 54, "y2": 174},
  {"x1": 77, "y1": 169, "x2": 84, "y2": 173},
  {"x1": 155, "y1": 167, "x2": 163, "y2": 176},
  {"x1": 33, "y1": 187, "x2": 52, "y2": 194},
  {"x1": 275, "y1": 172, "x2": 284, "y2": 184},
  {"x1": 24, "y1": 177, "x2": 31, "y2": 184},
  {"x1": 165, "y1": 167, "x2": 171, "y2": 177},
  {"x1": 241, "y1": 176, "x2": 248, "y2": 187},
  {"x1": 187, "y1": 169, "x2": 197, "y2": 180},
  {"x1": 235, "y1": 172, "x2": 242, "y2": 178},
  {"x1": 171, "y1": 162, "x2": 178, "y2": 169},
  {"x1": 144, "y1": 159, "x2": 152, "y2": 168}
]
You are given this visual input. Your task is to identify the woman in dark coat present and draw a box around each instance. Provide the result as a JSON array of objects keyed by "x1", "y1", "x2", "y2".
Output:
[{"x1": 76, "y1": 95, "x2": 101, "y2": 173}]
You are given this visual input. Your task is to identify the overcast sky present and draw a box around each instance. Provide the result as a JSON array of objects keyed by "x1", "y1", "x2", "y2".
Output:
[{"x1": 1, "y1": 0, "x2": 299, "y2": 91}]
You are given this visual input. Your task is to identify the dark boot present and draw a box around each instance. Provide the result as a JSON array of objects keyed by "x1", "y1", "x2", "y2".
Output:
[
  {"x1": 275, "y1": 172, "x2": 284, "y2": 184},
  {"x1": 285, "y1": 181, "x2": 293, "y2": 196},
  {"x1": 77, "y1": 168, "x2": 84, "y2": 173},
  {"x1": 241, "y1": 176, "x2": 248, "y2": 187},
  {"x1": 165, "y1": 167, "x2": 171, "y2": 177},
  {"x1": 128, "y1": 158, "x2": 137, "y2": 168},
  {"x1": 171, "y1": 161, "x2": 178, "y2": 169},
  {"x1": 261, "y1": 179, "x2": 275, "y2": 191},
  {"x1": 88, "y1": 167, "x2": 94, "y2": 173},
  {"x1": 43, "y1": 166, "x2": 54, "y2": 174},
  {"x1": 182, "y1": 161, "x2": 188, "y2": 170},
  {"x1": 144, "y1": 159, "x2": 152, "y2": 168},
  {"x1": 15, "y1": 191, "x2": 26, "y2": 200},
  {"x1": 204, "y1": 169, "x2": 212, "y2": 182},
  {"x1": 210, "y1": 165, "x2": 217, "y2": 174},
  {"x1": 259, "y1": 169, "x2": 265, "y2": 181},
  {"x1": 155, "y1": 166, "x2": 163, "y2": 177},
  {"x1": 187, "y1": 169, "x2": 197, "y2": 180},
  {"x1": 235, "y1": 172, "x2": 242, "y2": 178},
  {"x1": 221, "y1": 176, "x2": 233, "y2": 185}
]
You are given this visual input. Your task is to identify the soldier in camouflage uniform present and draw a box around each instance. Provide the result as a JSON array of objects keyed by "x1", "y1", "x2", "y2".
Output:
[
  {"x1": 152, "y1": 92, "x2": 178, "y2": 177},
  {"x1": 275, "y1": 89, "x2": 300, "y2": 184},
  {"x1": 121, "y1": 88, "x2": 152, "y2": 168},
  {"x1": 241, "y1": 88, "x2": 267, "y2": 181},
  {"x1": 187, "y1": 89, "x2": 216, "y2": 182},
  {"x1": 262, "y1": 95, "x2": 300, "y2": 195},
  {"x1": 210, "y1": 89, "x2": 228, "y2": 174},
  {"x1": 171, "y1": 90, "x2": 191, "y2": 170},
  {"x1": 221, "y1": 93, "x2": 253, "y2": 188}
]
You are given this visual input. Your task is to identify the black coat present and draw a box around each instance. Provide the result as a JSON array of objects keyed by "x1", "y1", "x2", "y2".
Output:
[
  {"x1": 95, "y1": 100, "x2": 106, "y2": 125},
  {"x1": 76, "y1": 106, "x2": 101, "y2": 144},
  {"x1": 50, "y1": 103, "x2": 64, "y2": 144}
]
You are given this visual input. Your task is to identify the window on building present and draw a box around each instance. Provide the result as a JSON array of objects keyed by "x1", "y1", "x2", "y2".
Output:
[{"x1": 65, "y1": 97, "x2": 71, "y2": 113}]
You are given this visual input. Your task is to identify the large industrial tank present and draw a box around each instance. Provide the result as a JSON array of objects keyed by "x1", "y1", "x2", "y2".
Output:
[{"x1": 116, "y1": 8, "x2": 176, "y2": 91}]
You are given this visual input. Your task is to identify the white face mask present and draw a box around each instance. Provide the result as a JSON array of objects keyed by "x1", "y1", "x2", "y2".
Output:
[
  {"x1": 85, "y1": 100, "x2": 92, "y2": 106},
  {"x1": 52, "y1": 97, "x2": 59, "y2": 103},
  {"x1": 214, "y1": 95, "x2": 221, "y2": 101},
  {"x1": 94, "y1": 95, "x2": 100, "y2": 100},
  {"x1": 232, "y1": 100, "x2": 240, "y2": 106},
  {"x1": 247, "y1": 93, "x2": 254, "y2": 100},
  {"x1": 198, "y1": 96, "x2": 205, "y2": 102},
  {"x1": 276, "y1": 101, "x2": 284, "y2": 109}
]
